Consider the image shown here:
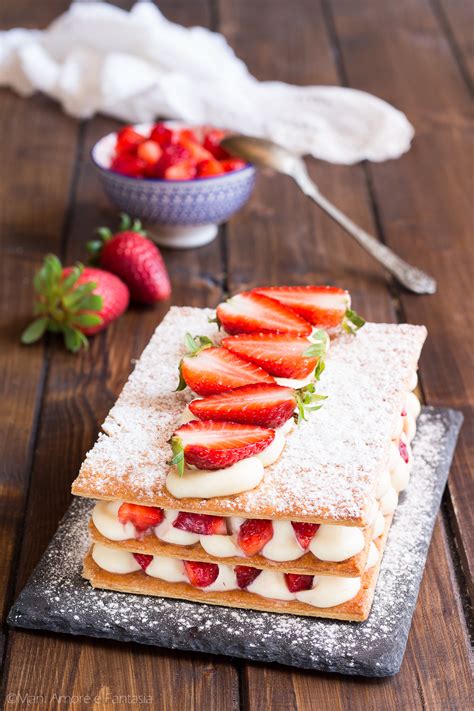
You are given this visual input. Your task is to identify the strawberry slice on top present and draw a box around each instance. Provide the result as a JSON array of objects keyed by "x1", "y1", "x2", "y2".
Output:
[
  {"x1": 176, "y1": 333, "x2": 275, "y2": 396},
  {"x1": 169, "y1": 420, "x2": 275, "y2": 474},
  {"x1": 253, "y1": 286, "x2": 365, "y2": 333},
  {"x1": 215, "y1": 291, "x2": 312, "y2": 336},
  {"x1": 222, "y1": 332, "x2": 327, "y2": 380},
  {"x1": 189, "y1": 382, "x2": 325, "y2": 429}
]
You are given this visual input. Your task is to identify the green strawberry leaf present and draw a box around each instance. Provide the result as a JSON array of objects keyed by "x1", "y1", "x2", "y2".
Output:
[
  {"x1": 175, "y1": 362, "x2": 188, "y2": 391},
  {"x1": 21, "y1": 317, "x2": 49, "y2": 345},
  {"x1": 342, "y1": 308, "x2": 365, "y2": 335},
  {"x1": 61, "y1": 264, "x2": 84, "y2": 293},
  {"x1": 119, "y1": 212, "x2": 132, "y2": 231},
  {"x1": 184, "y1": 333, "x2": 213, "y2": 356},
  {"x1": 63, "y1": 325, "x2": 88, "y2": 353},
  {"x1": 168, "y1": 436, "x2": 185, "y2": 477},
  {"x1": 72, "y1": 313, "x2": 103, "y2": 328}
]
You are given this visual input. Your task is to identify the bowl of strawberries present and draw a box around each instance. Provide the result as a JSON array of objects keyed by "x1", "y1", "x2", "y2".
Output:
[{"x1": 92, "y1": 122, "x2": 256, "y2": 249}]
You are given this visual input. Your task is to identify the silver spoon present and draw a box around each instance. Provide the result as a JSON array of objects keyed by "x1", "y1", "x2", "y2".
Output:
[{"x1": 221, "y1": 135, "x2": 436, "y2": 295}]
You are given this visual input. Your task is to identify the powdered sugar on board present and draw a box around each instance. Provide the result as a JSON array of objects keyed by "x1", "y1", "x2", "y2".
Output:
[
  {"x1": 9, "y1": 408, "x2": 463, "y2": 676},
  {"x1": 72, "y1": 307, "x2": 426, "y2": 523}
]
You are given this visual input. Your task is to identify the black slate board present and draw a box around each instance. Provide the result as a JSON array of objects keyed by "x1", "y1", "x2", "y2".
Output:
[{"x1": 8, "y1": 407, "x2": 463, "y2": 677}]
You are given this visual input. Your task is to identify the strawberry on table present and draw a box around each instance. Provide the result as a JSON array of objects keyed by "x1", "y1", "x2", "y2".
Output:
[
  {"x1": 253, "y1": 285, "x2": 365, "y2": 334},
  {"x1": 176, "y1": 333, "x2": 275, "y2": 396},
  {"x1": 173, "y1": 512, "x2": 227, "y2": 535},
  {"x1": 118, "y1": 503, "x2": 164, "y2": 532},
  {"x1": 169, "y1": 421, "x2": 275, "y2": 474},
  {"x1": 184, "y1": 560, "x2": 219, "y2": 587},
  {"x1": 188, "y1": 382, "x2": 325, "y2": 428},
  {"x1": 222, "y1": 332, "x2": 328, "y2": 380},
  {"x1": 284, "y1": 573, "x2": 314, "y2": 593},
  {"x1": 237, "y1": 519, "x2": 273, "y2": 556},
  {"x1": 133, "y1": 553, "x2": 153, "y2": 571},
  {"x1": 234, "y1": 565, "x2": 262, "y2": 589},
  {"x1": 21, "y1": 255, "x2": 129, "y2": 353},
  {"x1": 291, "y1": 521, "x2": 320, "y2": 549},
  {"x1": 87, "y1": 213, "x2": 171, "y2": 304},
  {"x1": 215, "y1": 291, "x2": 312, "y2": 336}
]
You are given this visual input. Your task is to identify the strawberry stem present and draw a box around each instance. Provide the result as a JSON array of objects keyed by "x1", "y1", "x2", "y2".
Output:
[
  {"x1": 168, "y1": 436, "x2": 185, "y2": 476},
  {"x1": 294, "y1": 383, "x2": 327, "y2": 424},
  {"x1": 342, "y1": 308, "x2": 365, "y2": 335}
]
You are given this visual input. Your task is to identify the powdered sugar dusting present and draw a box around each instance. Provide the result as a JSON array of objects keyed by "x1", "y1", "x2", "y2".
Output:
[
  {"x1": 72, "y1": 308, "x2": 426, "y2": 523},
  {"x1": 9, "y1": 409, "x2": 462, "y2": 676}
]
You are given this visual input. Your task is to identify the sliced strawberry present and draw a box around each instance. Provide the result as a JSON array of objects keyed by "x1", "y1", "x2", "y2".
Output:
[
  {"x1": 197, "y1": 158, "x2": 226, "y2": 178},
  {"x1": 220, "y1": 158, "x2": 247, "y2": 172},
  {"x1": 399, "y1": 439, "x2": 409, "y2": 464},
  {"x1": 177, "y1": 335, "x2": 275, "y2": 396},
  {"x1": 149, "y1": 123, "x2": 174, "y2": 146},
  {"x1": 115, "y1": 126, "x2": 145, "y2": 154},
  {"x1": 164, "y1": 159, "x2": 197, "y2": 181},
  {"x1": 184, "y1": 560, "x2": 219, "y2": 587},
  {"x1": 222, "y1": 333, "x2": 320, "y2": 380},
  {"x1": 284, "y1": 573, "x2": 314, "y2": 593},
  {"x1": 189, "y1": 383, "x2": 297, "y2": 428},
  {"x1": 237, "y1": 519, "x2": 273, "y2": 556},
  {"x1": 133, "y1": 553, "x2": 153, "y2": 571},
  {"x1": 203, "y1": 128, "x2": 230, "y2": 160},
  {"x1": 170, "y1": 421, "x2": 274, "y2": 472},
  {"x1": 253, "y1": 286, "x2": 350, "y2": 330},
  {"x1": 216, "y1": 292, "x2": 312, "y2": 336},
  {"x1": 137, "y1": 139, "x2": 163, "y2": 165},
  {"x1": 118, "y1": 503, "x2": 164, "y2": 532},
  {"x1": 173, "y1": 511, "x2": 227, "y2": 535},
  {"x1": 110, "y1": 153, "x2": 147, "y2": 178},
  {"x1": 234, "y1": 565, "x2": 262, "y2": 589},
  {"x1": 291, "y1": 521, "x2": 320, "y2": 549},
  {"x1": 178, "y1": 135, "x2": 214, "y2": 163}
]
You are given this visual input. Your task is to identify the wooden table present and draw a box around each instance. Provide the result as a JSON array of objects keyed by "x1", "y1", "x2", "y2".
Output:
[{"x1": 1, "y1": 1, "x2": 472, "y2": 709}]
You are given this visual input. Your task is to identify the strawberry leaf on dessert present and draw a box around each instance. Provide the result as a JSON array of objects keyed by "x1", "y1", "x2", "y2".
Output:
[
  {"x1": 342, "y1": 308, "x2": 365, "y2": 335},
  {"x1": 168, "y1": 436, "x2": 185, "y2": 476},
  {"x1": 294, "y1": 383, "x2": 327, "y2": 424}
]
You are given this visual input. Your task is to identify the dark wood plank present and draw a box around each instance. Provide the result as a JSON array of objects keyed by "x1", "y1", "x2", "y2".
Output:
[
  {"x1": 434, "y1": 0, "x2": 474, "y2": 86},
  {"x1": 329, "y1": 0, "x2": 474, "y2": 597},
  {"x1": 2, "y1": 1, "x2": 238, "y2": 707},
  {"x1": 0, "y1": 0, "x2": 80, "y2": 629},
  {"x1": 218, "y1": 0, "x2": 472, "y2": 706}
]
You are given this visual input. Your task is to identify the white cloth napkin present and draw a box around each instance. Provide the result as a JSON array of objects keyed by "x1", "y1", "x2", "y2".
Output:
[{"x1": 0, "y1": 1, "x2": 414, "y2": 164}]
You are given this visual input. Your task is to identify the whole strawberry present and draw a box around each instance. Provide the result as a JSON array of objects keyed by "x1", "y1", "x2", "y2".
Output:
[
  {"x1": 21, "y1": 254, "x2": 129, "y2": 352},
  {"x1": 88, "y1": 214, "x2": 171, "y2": 304}
]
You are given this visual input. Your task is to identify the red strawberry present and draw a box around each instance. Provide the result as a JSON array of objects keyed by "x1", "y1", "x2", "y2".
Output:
[
  {"x1": 184, "y1": 560, "x2": 219, "y2": 588},
  {"x1": 133, "y1": 553, "x2": 153, "y2": 571},
  {"x1": 197, "y1": 159, "x2": 226, "y2": 178},
  {"x1": 88, "y1": 214, "x2": 171, "y2": 304},
  {"x1": 173, "y1": 512, "x2": 227, "y2": 535},
  {"x1": 222, "y1": 333, "x2": 322, "y2": 380},
  {"x1": 220, "y1": 159, "x2": 247, "y2": 172},
  {"x1": 164, "y1": 159, "x2": 197, "y2": 181},
  {"x1": 284, "y1": 573, "x2": 314, "y2": 593},
  {"x1": 253, "y1": 286, "x2": 365, "y2": 334},
  {"x1": 137, "y1": 139, "x2": 163, "y2": 164},
  {"x1": 399, "y1": 439, "x2": 409, "y2": 463},
  {"x1": 178, "y1": 134, "x2": 214, "y2": 163},
  {"x1": 21, "y1": 255, "x2": 129, "y2": 353},
  {"x1": 118, "y1": 503, "x2": 164, "y2": 532},
  {"x1": 203, "y1": 128, "x2": 230, "y2": 160},
  {"x1": 237, "y1": 519, "x2": 273, "y2": 556},
  {"x1": 115, "y1": 126, "x2": 146, "y2": 154},
  {"x1": 149, "y1": 123, "x2": 174, "y2": 146},
  {"x1": 234, "y1": 565, "x2": 262, "y2": 589},
  {"x1": 291, "y1": 522, "x2": 320, "y2": 549},
  {"x1": 111, "y1": 153, "x2": 147, "y2": 178},
  {"x1": 189, "y1": 383, "x2": 296, "y2": 428},
  {"x1": 170, "y1": 421, "x2": 274, "y2": 473},
  {"x1": 177, "y1": 334, "x2": 275, "y2": 396},
  {"x1": 216, "y1": 292, "x2": 312, "y2": 336},
  {"x1": 154, "y1": 143, "x2": 191, "y2": 177}
]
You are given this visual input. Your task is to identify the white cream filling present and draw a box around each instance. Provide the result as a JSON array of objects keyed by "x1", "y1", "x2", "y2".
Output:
[
  {"x1": 380, "y1": 486, "x2": 398, "y2": 515},
  {"x1": 155, "y1": 509, "x2": 200, "y2": 545},
  {"x1": 296, "y1": 575, "x2": 361, "y2": 608},
  {"x1": 247, "y1": 570, "x2": 296, "y2": 601},
  {"x1": 274, "y1": 373, "x2": 315, "y2": 388},
  {"x1": 403, "y1": 413, "x2": 417, "y2": 442},
  {"x1": 256, "y1": 430, "x2": 285, "y2": 466},
  {"x1": 372, "y1": 510, "x2": 385, "y2": 539},
  {"x1": 166, "y1": 457, "x2": 264, "y2": 499},
  {"x1": 365, "y1": 542, "x2": 379, "y2": 570},
  {"x1": 408, "y1": 371, "x2": 418, "y2": 391},
  {"x1": 278, "y1": 418, "x2": 295, "y2": 436},
  {"x1": 405, "y1": 390, "x2": 421, "y2": 419},
  {"x1": 309, "y1": 524, "x2": 365, "y2": 562},
  {"x1": 375, "y1": 468, "x2": 391, "y2": 499},
  {"x1": 203, "y1": 565, "x2": 238, "y2": 592},
  {"x1": 199, "y1": 533, "x2": 242, "y2": 558},
  {"x1": 92, "y1": 543, "x2": 140, "y2": 574},
  {"x1": 92, "y1": 500, "x2": 136, "y2": 541},
  {"x1": 261, "y1": 520, "x2": 305, "y2": 561},
  {"x1": 146, "y1": 555, "x2": 188, "y2": 582}
]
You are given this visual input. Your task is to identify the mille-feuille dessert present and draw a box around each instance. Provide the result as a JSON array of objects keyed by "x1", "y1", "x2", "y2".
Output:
[{"x1": 72, "y1": 286, "x2": 426, "y2": 621}]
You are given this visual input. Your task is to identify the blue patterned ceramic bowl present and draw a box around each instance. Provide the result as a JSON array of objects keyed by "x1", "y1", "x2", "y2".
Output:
[{"x1": 91, "y1": 125, "x2": 256, "y2": 249}]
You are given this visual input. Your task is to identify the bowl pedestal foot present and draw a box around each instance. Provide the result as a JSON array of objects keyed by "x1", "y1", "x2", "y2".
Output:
[{"x1": 148, "y1": 224, "x2": 218, "y2": 249}]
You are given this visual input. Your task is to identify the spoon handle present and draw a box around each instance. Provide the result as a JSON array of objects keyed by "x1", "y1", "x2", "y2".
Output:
[{"x1": 292, "y1": 168, "x2": 437, "y2": 295}]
